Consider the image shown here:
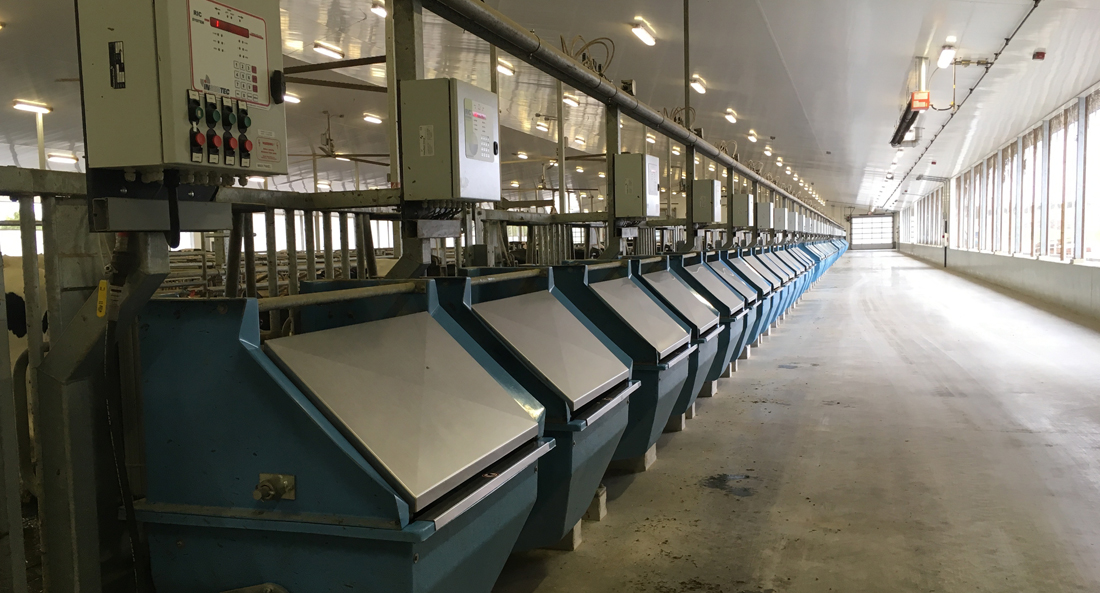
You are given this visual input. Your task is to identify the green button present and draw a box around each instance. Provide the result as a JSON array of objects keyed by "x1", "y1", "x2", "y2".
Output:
[
  {"x1": 207, "y1": 109, "x2": 221, "y2": 124},
  {"x1": 240, "y1": 115, "x2": 252, "y2": 130},
  {"x1": 225, "y1": 112, "x2": 238, "y2": 126},
  {"x1": 189, "y1": 106, "x2": 204, "y2": 122}
]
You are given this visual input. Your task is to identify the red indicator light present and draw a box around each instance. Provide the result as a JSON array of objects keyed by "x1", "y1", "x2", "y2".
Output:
[
  {"x1": 243, "y1": 139, "x2": 254, "y2": 152},
  {"x1": 227, "y1": 137, "x2": 239, "y2": 150},
  {"x1": 210, "y1": 134, "x2": 223, "y2": 148},
  {"x1": 211, "y1": 18, "x2": 249, "y2": 38},
  {"x1": 193, "y1": 133, "x2": 206, "y2": 147}
]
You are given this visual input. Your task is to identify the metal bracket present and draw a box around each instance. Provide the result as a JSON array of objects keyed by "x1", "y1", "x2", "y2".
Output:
[{"x1": 90, "y1": 197, "x2": 231, "y2": 232}]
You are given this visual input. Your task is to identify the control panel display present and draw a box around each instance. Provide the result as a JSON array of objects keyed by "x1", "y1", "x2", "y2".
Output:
[
  {"x1": 188, "y1": 0, "x2": 269, "y2": 106},
  {"x1": 464, "y1": 98, "x2": 495, "y2": 163}
]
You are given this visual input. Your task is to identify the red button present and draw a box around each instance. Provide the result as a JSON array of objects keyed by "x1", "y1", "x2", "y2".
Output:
[
  {"x1": 193, "y1": 132, "x2": 206, "y2": 147},
  {"x1": 243, "y1": 139, "x2": 253, "y2": 152},
  {"x1": 228, "y1": 137, "x2": 239, "y2": 150},
  {"x1": 210, "y1": 134, "x2": 223, "y2": 148}
]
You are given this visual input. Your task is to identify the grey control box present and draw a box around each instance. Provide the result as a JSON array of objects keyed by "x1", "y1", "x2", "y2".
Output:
[
  {"x1": 756, "y1": 202, "x2": 775, "y2": 230},
  {"x1": 76, "y1": 0, "x2": 288, "y2": 176},
  {"x1": 730, "y1": 194, "x2": 753, "y2": 227},
  {"x1": 400, "y1": 78, "x2": 501, "y2": 202},
  {"x1": 614, "y1": 153, "x2": 660, "y2": 218},
  {"x1": 692, "y1": 180, "x2": 721, "y2": 224}
]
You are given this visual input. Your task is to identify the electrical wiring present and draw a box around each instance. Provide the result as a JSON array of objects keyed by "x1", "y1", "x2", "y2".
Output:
[{"x1": 560, "y1": 34, "x2": 616, "y2": 78}]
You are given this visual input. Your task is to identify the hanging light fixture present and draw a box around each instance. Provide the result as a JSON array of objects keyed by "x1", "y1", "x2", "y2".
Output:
[
  {"x1": 496, "y1": 59, "x2": 515, "y2": 77},
  {"x1": 747, "y1": 130, "x2": 758, "y2": 143},
  {"x1": 724, "y1": 108, "x2": 737, "y2": 124},
  {"x1": 690, "y1": 74, "x2": 707, "y2": 94},
  {"x1": 631, "y1": 17, "x2": 657, "y2": 46},
  {"x1": 313, "y1": 41, "x2": 345, "y2": 59},
  {"x1": 536, "y1": 121, "x2": 549, "y2": 132},
  {"x1": 563, "y1": 94, "x2": 580, "y2": 107},
  {"x1": 646, "y1": 134, "x2": 656, "y2": 144},
  {"x1": 371, "y1": 0, "x2": 387, "y2": 17},
  {"x1": 764, "y1": 146, "x2": 773, "y2": 157}
]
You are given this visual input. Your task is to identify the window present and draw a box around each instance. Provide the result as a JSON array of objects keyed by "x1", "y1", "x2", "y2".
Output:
[
  {"x1": 1021, "y1": 130, "x2": 1038, "y2": 255},
  {"x1": 1000, "y1": 144, "x2": 1016, "y2": 253},
  {"x1": 1086, "y1": 91, "x2": 1100, "y2": 260},
  {"x1": 952, "y1": 177, "x2": 961, "y2": 248},
  {"x1": 851, "y1": 215, "x2": 894, "y2": 247},
  {"x1": 1064, "y1": 105, "x2": 1080, "y2": 260},
  {"x1": 984, "y1": 156, "x2": 996, "y2": 251},
  {"x1": 1048, "y1": 112, "x2": 1065, "y2": 257}
]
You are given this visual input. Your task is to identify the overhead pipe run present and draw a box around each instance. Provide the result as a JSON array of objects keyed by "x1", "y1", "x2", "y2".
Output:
[{"x1": 419, "y1": 0, "x2": 842, "y2": 232}]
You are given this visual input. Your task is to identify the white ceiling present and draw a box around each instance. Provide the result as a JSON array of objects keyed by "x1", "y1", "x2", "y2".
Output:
[{"x1": 1, "y1": 0, "x2": 1099, "y2": 212}]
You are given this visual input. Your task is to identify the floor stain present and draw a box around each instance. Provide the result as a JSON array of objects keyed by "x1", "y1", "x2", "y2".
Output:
[{"x1": 700, "y1": 474, "x2": 756, "y2": 497}]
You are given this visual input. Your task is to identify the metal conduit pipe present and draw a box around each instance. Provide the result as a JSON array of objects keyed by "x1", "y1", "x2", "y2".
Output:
[
  {"x1": 421, "y1": 0, "x2": 842, "y2": 231},
  {"x1": 468, "y1": 268, "x2": 545, "y2": 285}
]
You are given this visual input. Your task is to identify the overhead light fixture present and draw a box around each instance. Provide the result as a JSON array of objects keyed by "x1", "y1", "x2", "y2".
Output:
[
  {"x1": 363, "y1": 114, "x2": 383, "y2": 124},
  {"x1": 576, "y1": 166, "x2": 584, "y2": 173},
  {"x1": 335, "y1": 156, "x2": 351, "y2": 162},
  {"x1": 722, "y1": 170, "x2": 728, "y2": 177},
  {"x1": 937, "y1": 45, "x2": 957, "y2": 69},
  {"x1": 672, "y1": 146, "x2": 681, "y2": 156},
  {"x1": 0, "y1": 23, "x2": 5, "y2": 31},
  {"x1": 563, "y1": 94, "x2": 580, "y2": 107},
  {"x1": 631, "y1": 17, "x2": 657, "y2": 46},
  {"x1": 724, "y1": 108, "x2": 737, "y2": 124},
  {"x1": 371, "y1": 0, "x2": 387, "y2": 17},
  {"x1": 516, "y1": 152, "x2": 528, "y2": 159},
  {"x1": 776, "y1": 156, "x2": 783, "y2": 166},
  {"x1": 283, "y1": 93, "x2": 301, "y2": 104},
  {"x1": 598, "y1": 171, "x2": 606, "y2": 178},
  {"x1": 793, "y1": 174, "x2": 799, "y2": 181},
  {"x1": 946, "y1": 35, "x2": 958, "y2": 44},
  {"x1": 313, "y1": 41, "x2": 345, "y2": 60},
  {"x1": 13, "y1": 100, "x2": 51, "y2": 114},
  {"x1": 574, "y1": 136, "x2": 585, "y2": 146},
  {"x1": 580, "y1": 192, "x2": 587, "y2": 198},
  {"x1": 47, "y1": 153, "x2": 78, "y2": 165},
  {"x1": 496, "y1": 59, "x2": 515, "y2": 77},
  {"x1": 646, "y1": 134, "x2": 656, "y2": 144},
  {"x1": 549, "y1": 159, "x2": 558, "y2": 167},
  {"x1": 694, "y1": 156, "x2": 700, "y2": 164},
  {"x1": 536, "y1": 121, "x2": 549, "y2": 132},
  {"x1": 708, "y1": 164, "x2": 715, "y2": 172},
  {"x1": 690, "y1": 74, "x2": 706, "y2": 94},
  {"x1": 886, "y1": 172, "x2": 894, "y2": 180},
  {"x1": 764, "y1": 146, "x2": 773, "y2": 157},
  {"x1": 785, "y1": 167, "x2": 792, "y2": 175},
  {"x1": 510, "y1": 180, "x2": 520, "y2": 188},
  {"x1": 747, "y1": 130, "x2": 758, "y2": 143},
  {"x1": 316, "y1": 180, "x2": 331, "y2": 189}
]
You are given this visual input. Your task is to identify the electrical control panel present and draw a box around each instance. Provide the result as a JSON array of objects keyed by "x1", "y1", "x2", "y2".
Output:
[
  {"x1": 774, "y1": 207, "x2": 788, "y2": 232},
  {"x1": 76, "y1": 0, "x2": 288, "y2": 176},
  {"x1": 614, "y1": 153, "x2": 661, "y2": 218},
  {"x1": 788, "y1": 211, "x2": 798, "y2": 233},
  {"x1": 400, "y1": 78, "x2": 501, "y2": 202},
  {"x1": 729, "y1": 194, "x2": 753, "y2": 227},
  {"x1": 692, "y1": 180, "x2": 721, "y2": 224},
  {"x1": 756, "y1": 202, "x2": 774, "y2": 230}
]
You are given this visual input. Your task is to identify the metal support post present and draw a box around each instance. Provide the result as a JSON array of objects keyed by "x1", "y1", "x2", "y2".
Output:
[
  {"x1": 322, "y1": 212, "x2": 334, "y2": 279},
  {"x1": 557, "y1": 80, "x2": 567, "y2": 215},
  {"x1": 17, "y1": 198, "x2": 43, "y2": 504},
  {"x1": 244, "y1": 215, "x2": 257, "y2": 297},
  {"x1": 304, "y1": 210, "x2": 317, "y2": 281},
  {"x1": 285, "y1": 210, "x2": 299, "y2": 295},
  {"x1": 265, "y1": 208, "x2": 280, "y2": 330},
  {"x1": 226, "y1": 211, "x2": 243, "y2": 297},
  {"x1": 599, "y1": 104, "x2": 621, "y2": 259},
  {"x1": 0, "y1": 246, "x2": 28, "y2": 593}
]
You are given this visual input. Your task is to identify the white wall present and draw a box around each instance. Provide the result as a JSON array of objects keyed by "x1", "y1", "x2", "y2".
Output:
[{"x1": 900, "y1": 243, "x2": 1100, "y2": 321}]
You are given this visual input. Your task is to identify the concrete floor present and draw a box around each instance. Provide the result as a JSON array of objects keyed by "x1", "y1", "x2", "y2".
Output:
[{"x1": 493, "y1": 250, "x2": 1100, "y2": 593}]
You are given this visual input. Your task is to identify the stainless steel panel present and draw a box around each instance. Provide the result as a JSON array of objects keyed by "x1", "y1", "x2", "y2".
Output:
[
  {"x1": 684, "y1": 264, "x2": 745, "y2": 313},
  {"x1": 591, "y1": 277, "x2": 690, "y2": 360},
  {"x1": 746, "y1": 256, "x2": 785, "y2": 286},
  {"x1": 474, "y1": 292, "x2": 629, "y2": 411},
  {"x1": 759, "y1": 253, "x2": 794, "y2": 281},
  {"x1": 709, "y1": 263, "x2": 758, "y2": 304},
  {"x1": 643, "y1": 270, "x2": 720, "y2": 334},
  {"x1": 727, "y1": 258, "x2": 774, "y2": 293},
  {"x1": 265, "y1": 312, "x2": 539, "y2": 512}
]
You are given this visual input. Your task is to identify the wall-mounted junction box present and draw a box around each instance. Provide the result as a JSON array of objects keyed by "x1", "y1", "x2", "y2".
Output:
[
  {"x1": 400, "y1": 78, "x2": 501, "y2": 202},
  {"x1": 788, "y1": 211, "x2": 798, "y2": 233},
  {"x1": 774, "y1": 207, "x2": 788, "y2": 232},
  {"x1": 614, "y1": 153, "x2": 660, "y2": 218},
  {"x1": 756, "y1": 202, "x2": 775, "y2": 230},
  {"x1": 692, "y1": 180, "x2": 721, "y2": 224},
  {"x1": 729, "y1": 194, "x2": 753, "y2": 227},
  {"x1": 76, "y1": 0, "x2": 288, "y2": 176}
]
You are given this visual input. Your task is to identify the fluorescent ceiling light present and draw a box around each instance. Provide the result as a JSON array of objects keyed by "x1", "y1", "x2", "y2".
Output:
[
  {"x1": 576, "y1": 166, "x2": 584, "y2": 173},
  {"x1": 631, "y1": 17, "x2": 656, "y2": 46},
  {"x1": 510, "y1": 181, "x2": 520, "y2": 188},
  {"x1": 517, "y1": 152, "x2": 528, "y2": 159},
  {"x1": 313, "y1": 41, "x2": 345, "y2": 59},
  {"x1": 536, "y1": 121, "x2": 549, "y2": 132},
  {"x1": 946, "y1": 35, "x2": 958, "y2": 44},
  {"x1": 690, "y1": 74, "x2": 706, "y2": 94},
  {"x1": 764, "y1": 146, "x2": 773, "y2": 157},
  {"x1": 725, "y1": 109, "x2": 737, "y2": 124},
  {"x1": 708, "y1": 164, "x2": 715, "y2": 172},
  {"x1": 785, "y1": 167, "x2": 792, "y2": 175},
  {"x1": 938, "y1": 45, "x2": 956, "y2": 69},
  {"x1": 776, "y1": 157, "x2": 783, "y2": 165},
  {"x1": 722, "y1": 170, "x2": 728, "y2": 177},
  {"x1": 335, "y1": 156, "x2": 351, "y2": 162},
  {"x1": 672, "y1": 146, "x2": 681, "y2": 156},
  {"x1": 598, "y1": 171, "x2": 606, "y2": 178},
  {"x1": 13, "y1": 100, "x2": 51, "y2": 114},
  {"x1": 563, "y1": 94, "x2": 580, "y2": 107},
  {"x1": 363, "y1": 114, "x2": 383, "y2": 124},
  {"x1": 371, "y1": 0, "x2": 387, "y2": 17},
  {"x1": 549, "y1": 160, "x2": 558, "y2": 166},
  {"x1": 747, "y1": 130, "x2": 758, "y2": 143},
  {"x1": 496, "y1": 59, "x2": 515, "y2": 77},
  {"x1": 574, "y1": 136, "x2": 585, "y2": 146},
  {"x1": 646, "y1": 134, "x2": 656, "y2": 144},
  {"x1": 316, "y1": 180, "x2": 331, "y2": 189},
  {"x1": 47, "y1": 153, "x2": 78, "y2": 164},
  {"x1": 283, "y1": 94, "x2": 301, "y2": 104}
]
